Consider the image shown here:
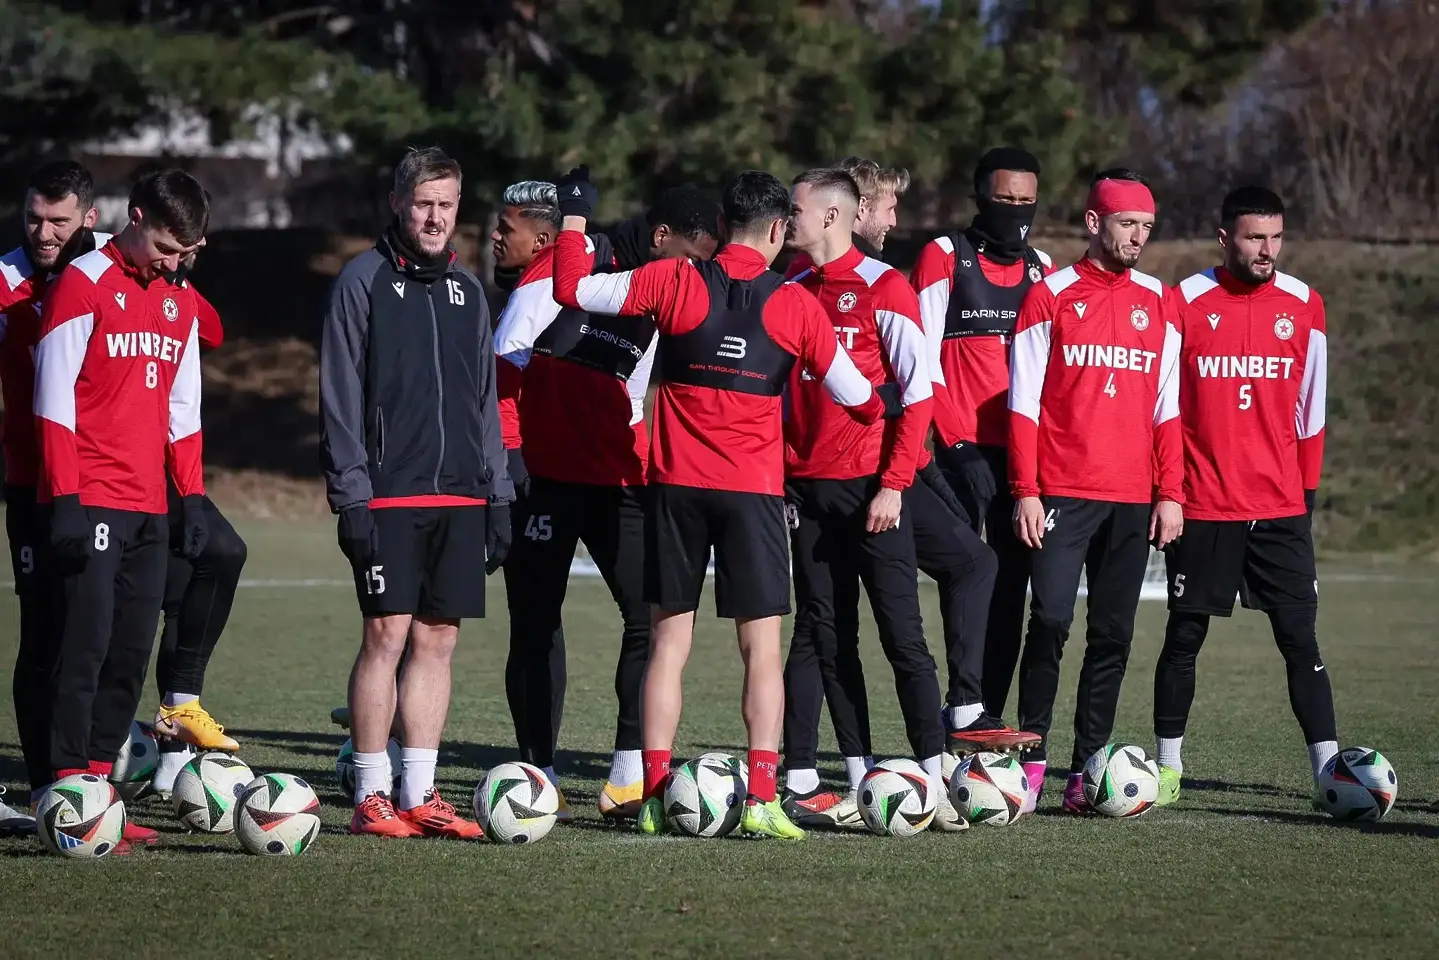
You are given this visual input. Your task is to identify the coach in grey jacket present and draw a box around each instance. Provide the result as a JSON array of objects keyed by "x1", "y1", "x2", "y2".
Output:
[{"x1": 318, "y1": 146, "x2": 512, "y2": 834}]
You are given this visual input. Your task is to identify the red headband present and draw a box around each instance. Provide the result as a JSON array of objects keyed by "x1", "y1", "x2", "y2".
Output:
[{"x1": 1087, "y1": 179, "x2": 1155, "y2": 217}]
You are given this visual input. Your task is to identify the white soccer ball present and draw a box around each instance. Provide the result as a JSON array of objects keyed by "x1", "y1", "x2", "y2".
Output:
[
  {"x1": 1082, "y1": 743, "x2": 1160, "y2": 818},
  {"x1": 36, "y1": 774, "x2": 126, "y2": 859},
  {"x1": 335, "y1": 738, "x2": 402, "y2": 800},
  {"x1": 1317, "y1": 747, "x2": 1398, "y2": 822},
  {"x1": 172, "y1": 752, "x2": 254, "y2": 833},
  {"x1": 235, "y1": 773, "x2": 323, "y2": 856},
  {"x1": 473, "y1": 761, "x2": 560, "y2": 844},
  {"x1": 858, "y1": 758, "x2": 936, "y2": 837},
  {"x1": 950, "y1": 751, "x2": 1030, "y2": 826},
  {"x1": 109, "y1": 720, "x2": 159, "y2": 801},
  {"x1": 665, "y1": 752, "x2": 748, "y2": 838}
]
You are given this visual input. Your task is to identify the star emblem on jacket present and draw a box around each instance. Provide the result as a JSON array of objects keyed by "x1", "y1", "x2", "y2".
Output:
[
  {"x1": 1274, "y1": 314, "x2": 1295, "y2": 340},
  {"x1": 836, "y1": 292, "x2": 857, "y2": 313},
  {"x1": 1028, "y1": 265, "x2": 1042, "y2": 283},
  {"x1": 162, "y1": 297, "x2": 179, "y2": 322},
  {"x1": 1129, "y1": 306, "x2": 1150, "y2": 331}
]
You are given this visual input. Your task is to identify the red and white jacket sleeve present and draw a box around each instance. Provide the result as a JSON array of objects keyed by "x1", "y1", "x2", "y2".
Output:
[
  {"x1": 1006, "y1": 283, "x2": 1053, "y2": 499},
  {"x1": 166, "y1": 313, "x2": 205, "y2": 496},
  {"x1": 873, "y1": 276, "x2": 933, "y2": 489},
  {"x1": 780, "y1": 286, "x2": 885, "y2": 426},
  {"x1": 495, "y1": 241, "x2": 593, "y2": 369},
  {"x1": 551, "y1": 228, "x2": 693, "y2": 327},
  {"x1": 1152, "y1": 289, "x2": 1183, "y2": 504},
  {"x1": 1297, "y1": 293, "x2": 1327, "y2": 491},
  {"x1": 33, "y1": 271, "x2": 94, "y2": 500},
  {"x1": 909, "y1": 239, "x2": 963, "y2": 446},
  {"x1": 192, "y1": 285, "x2": 224, "y2": 350}
]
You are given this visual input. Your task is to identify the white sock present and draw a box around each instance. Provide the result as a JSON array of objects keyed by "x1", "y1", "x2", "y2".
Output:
[
  {"x1": 843, "y1": 756, "x2": 872, "y2": 792},
  {"x1": 1156, "y1": 736, "x2": 1184, "y2": 773},
  {"x1": 950, "y1": 702, "x2": 984, "y2": 729},
  {"x1": 608, "y1": 749, "x2": 642, "y2": 786},
  {"x1": 1308, "y1": 740, "x2": 1339, "y2": 779},
  {"x1": 786, "y1": 767, "x2": 820, "y2": 794},
  {"x1": 162, "y1": 692, "x2": 199, "y2": 708},
  {"x1": 398, "y1": 748, "x2": 439, "y2": 809},
  {"x1": 921, "y1": 754, "x2": 944, "y2": 798},
  {"x1": 540, "y1": 765, "x2": 559, "y2": 788},
  {"x1": 153, "y1": 745, "x2": 195, "y2": 791},
  {"x1": 353, "y1": 751, "x2": 392, "y2": 802}
]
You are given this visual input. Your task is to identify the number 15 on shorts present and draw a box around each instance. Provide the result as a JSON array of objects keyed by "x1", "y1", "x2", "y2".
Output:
[{"x1": 364, "y1": 565, "x2": 386, "y2": 595}]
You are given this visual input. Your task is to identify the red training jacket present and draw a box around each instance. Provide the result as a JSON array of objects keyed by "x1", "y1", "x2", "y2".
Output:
[
  {"x1": 552, "y1": 233, "x2": 884, "y2": 496},
  {"x1": 785, "y1": 244, "x2": 932, "y2": 489},
  {"x1": 1008, "y1": 256, "x2": 1182, "y2": 504},
  {"x1": 910, "y1": 236, "x2": 1054, "y2": 447},
  {"x1": 1173, "y1": 266, "x2": 1325, "y2": 520},
  {"x1": 35, "y1": 241, "x2": 204, "y2": 512}
]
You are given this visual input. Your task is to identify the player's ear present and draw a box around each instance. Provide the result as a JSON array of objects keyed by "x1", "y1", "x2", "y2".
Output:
[
  {"x1": 651, "y1": 224, "x2": 669, "y2": 250},
  {"x1": 1083, "y1": 209, "x2": 1100, "y2": 237},
  {"x1": 1216, "y1": 226, "x2": 1229, "y2": 255},
  {"x1": 82, "y1": 207, "x2": 99, "y2": 229},
  {"x1": 388, "y1": 191, "x2": 401, "y2": 218}
]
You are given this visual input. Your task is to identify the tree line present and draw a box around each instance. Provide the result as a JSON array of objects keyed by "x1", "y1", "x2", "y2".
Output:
[{"x1": 1, "y1": 0, "x2": 1434, "y2": 237}]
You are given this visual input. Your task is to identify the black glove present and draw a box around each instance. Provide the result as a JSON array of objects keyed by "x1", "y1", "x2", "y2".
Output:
[
  {"x1": 877, "y1": 382, "x2": 904, "y2": 419},
  {"x1": 178, "y1": 495, "x2": 210, "y2": 559},
  {"x1": 944, "y1": 441, "x2": 996, "y2": 504},
  {"x1": 486, "y1": 503, "x2": 512, "y2": 575},
  {"x1": 1304, "y1": 489, "x2": 1316, "y2": 517},
  {"x1": 49, "y1": 493, "x2": 93, "y2": 563},
  {"x1": 918, "y1": 462, "x2": 972, "y2": 528},
  {"x1": 336, "y1": 504, "x2": 378, "y2": 566},
  {"x1": 555, "y1": 165, "x2": 598, "y2": 219}
]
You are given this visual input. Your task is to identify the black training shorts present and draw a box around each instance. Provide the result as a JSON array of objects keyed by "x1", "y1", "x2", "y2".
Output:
[
  {"x1": 350, "y1": 505, "x2": 487, "y2": 620},
  {"x1": 1164, "y1": 514, "x2": 1317, "y2": 616}
]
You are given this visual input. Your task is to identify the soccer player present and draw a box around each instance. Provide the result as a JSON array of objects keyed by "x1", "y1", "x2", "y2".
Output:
[
  {"x1": 35, "y1": 168, "x2": 212, "y2": 852},
  {"x1": 1152, "y1": 186, "x2": 1337, "y2": 804},
  {"x1": 603, "y1": 185, "x2": 722, "y2": 270},
  {"x1": 1008, "y1": 169, "x2": 1183, "y2": 813},
  {"x1": 778, "y1": 167, "x2": 959, "y2": 830},
  {"x1": 320, "y1": 147, "x2": 512, "y2": 839},
  {"x1": 0, "y1": 161, "x2": 106, "y2": 833},
  {"x1": 496, "y1": 185, "x2": 721, "y2": 822},
  {"x1": 912, "y1": 148, "x2": 1055, "y2": 724},
  {"x1": 551, "y1": 166, "x2": 886, "y2": 840},
  {"x1": 148, "y1": 246, "x2": 250, "y2": 796}
]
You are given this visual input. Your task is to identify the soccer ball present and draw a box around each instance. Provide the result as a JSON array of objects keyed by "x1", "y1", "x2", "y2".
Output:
[
  {"x1": 36, "y1": 774, "x2": 126, "y2": 859},
  {"x1": 335, "y1": 738, "x2": 402, "y2": 800},
  {"x1": 1317, "y1": 747, "x2": 1398, "y2": 822},
  {"x1": 858, "y1": 758, "x2": 936, "y2": 837},
  {"x1": 109, "y1": 720, "x2": 159, "y2": 801},
  {"x1": 665, "y1": 752, "x2": 748, "y2": 838},
  {"x1": 1082, "y1": 743, "x2": 1160, "y2": 818},
  {"x1": 234, "y1": 773, "x2": 323, "y2": 856},
  {"x1": 172, "y1": 752, "x2": 254, "y2": 833},
  {"x1": 473, "y1": 761, "x2": 560, "y2": 844},
  {"x1": 950, "y1": 752, "x2": 1030, "y2": 826}
]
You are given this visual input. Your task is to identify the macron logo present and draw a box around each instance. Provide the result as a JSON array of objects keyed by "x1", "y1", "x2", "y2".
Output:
[
  {"x1": 1074, "y1": 302, "x2": 1087, "y2": 318},
  {"x1": 392, "y1": 281, "x2": 405, "y2": 298},
  {"x1": 1207, "y1": 313, "x2": 1221, "y2": 330},
  {"x1": 114, "y1": 292, "x2": 126, "y2": 310},
  {"x1": 571, "y1": 186, "x2": 582, "y2": 196}
]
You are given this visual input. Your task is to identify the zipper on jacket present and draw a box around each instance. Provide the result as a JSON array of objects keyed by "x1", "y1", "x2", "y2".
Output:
[
  {"x1": 376, "y1": 406, "x2": 386, "y2": 468},
  {"x1": 427, "y1": 290, "x2": 446, "y2": 493}
]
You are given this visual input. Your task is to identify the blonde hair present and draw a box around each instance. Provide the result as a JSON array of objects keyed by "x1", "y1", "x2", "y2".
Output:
[{"x1": 837, "y1": 156, "x2": 911, "y2": 199}]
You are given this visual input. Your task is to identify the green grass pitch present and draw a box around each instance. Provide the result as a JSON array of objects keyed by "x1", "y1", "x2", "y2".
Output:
[{"x1": 1, "y1": 517, "x2": 1436, "y2": 958}]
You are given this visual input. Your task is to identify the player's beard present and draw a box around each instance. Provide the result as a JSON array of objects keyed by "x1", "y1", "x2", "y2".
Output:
[
  {"x1": 407, "y1": 220, "x2": 452, "y2": 260},
  {"x1": 1101, "y1": 230, "x2": 1142, "y2": 269},
  {"x1": 1230, "y1": 252, "x2": 1276, "y2": 285},
  {"x1": 855, "y1": 220, "x2": 887, "y2": 252}
]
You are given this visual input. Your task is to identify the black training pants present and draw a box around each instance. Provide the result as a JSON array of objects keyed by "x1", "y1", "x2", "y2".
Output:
[
  {"x1": 504, "y1": 476, "x2": 648, "y2": 768},
  {"x1": 48, "y1": 507, "x2": 168, "y2": 773},
  {"x1": 937, "y1": 443, "x2": 1031, "y2": 716},
  {"x1": 155, "y1": 489, "x2": 247, "y2": 698},
  {"x1": 8, "y1": 485, "x2": 60, "y2": 791},
  {"x1": 1015, "y1": 498, "x2": 1150, "y2": 770},
  {"x1": 782, "y1": 475, "x2": 944, "y2": 770}
]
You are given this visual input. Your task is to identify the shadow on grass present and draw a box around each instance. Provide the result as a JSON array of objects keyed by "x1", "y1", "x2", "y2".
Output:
[
  {"x1": 1179, "y1": 776, "x2": 1311, "y2": 803},
  {"x1": 1193, "y1": 804, "x2": 1439, "y2": 838}
]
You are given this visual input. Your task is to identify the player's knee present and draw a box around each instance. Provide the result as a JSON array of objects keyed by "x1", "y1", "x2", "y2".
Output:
[
  {"x1": 409, "y1": 619, "x2": 459, "y2": 659},
  {"x1": 1028, "y1": 610, "x2": 1074, "y2": 644},
  {"x1": 209, "y1": 529, "x2": 248, "y2": 576},
  {"x1": 361, "y1": 617, "x2": 411, "y2": 660},
  {"x1": 1162, "y1": 612, "x2": 1210, "y2": 662},
  {"x1": 1268, "y1": 604, "x2": 1321, "y2": 665}
]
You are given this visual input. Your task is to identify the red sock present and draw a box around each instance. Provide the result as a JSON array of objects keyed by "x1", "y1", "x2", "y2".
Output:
[
  {"x1": 88, "y1": 759, "x2": 113, "y2": 777},
  {"x1": 55, "y1": 767, "x2": 87, "y2": 780},
  {"x1": 748, "y1": 750, "x2": 780, "y2": 803},
  {"x1": 641, "y1": 750, "x2": 672, "y2": 801}
]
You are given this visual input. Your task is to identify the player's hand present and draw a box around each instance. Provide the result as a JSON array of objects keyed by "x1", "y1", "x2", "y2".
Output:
[
  {"x1": 945, "y1": 442, "x2": 996, "y2": 503},
  {"x1": 1150, "y1": 499, "x2": 1183, "y2": 549},
  {"x1": 1014, "y1": 496, "x2": 1046, "y2": 549},
  {"x1": 1304, "y1": 489, "x2": 1316, "y2": 517},
  {"x1": 555, "y1": 165, "x2": 598, "y2": 220},
  {"x1": 49, "y1": 494, "x2": 93, "y2": 562},
  {"x1": 178, "y1": 495, "x2": 210, "y2": 559},
  {"x1": 336, "y1": 504, "x2": 378, "y2": 566},
  {"x1": 865, "y1": 487, "x2": 903, "y2": 534},
  {"x1": 486, "y1": 503, "x2": 512, "y2": 574},
  {"x1": 876, "y1": 382, "x2": 904, "y2": 419}
]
